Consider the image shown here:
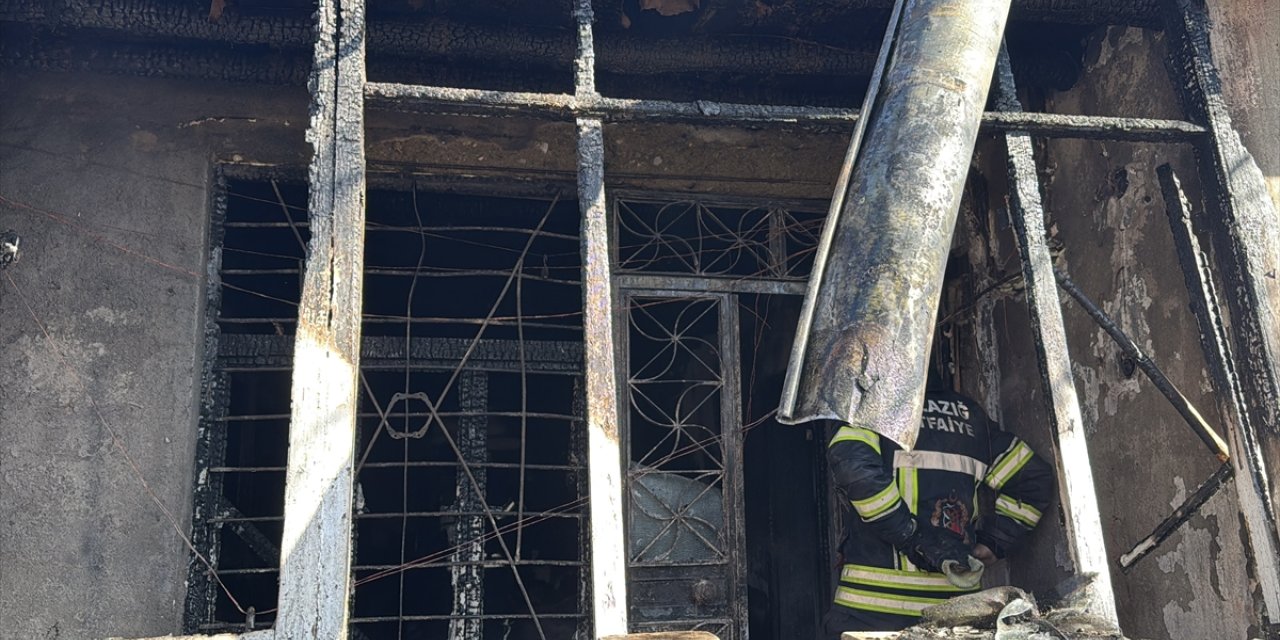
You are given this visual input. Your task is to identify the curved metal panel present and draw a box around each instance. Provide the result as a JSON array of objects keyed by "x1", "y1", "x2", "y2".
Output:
[{"x1": 779, "y1": 0, "x2": 1012, "y2": 449}]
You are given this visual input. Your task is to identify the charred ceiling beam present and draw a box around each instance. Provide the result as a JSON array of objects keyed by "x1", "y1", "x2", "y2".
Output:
[
  {"x1": 417, "y1": 0, "x2": 1159, "y2": 32},
  {"x1": 0, "y1": 27, "x2": 1208, "y2": 144},
  {"x1": 0, "y1": 31, "x2": 311, "y2": 85},
  {"x1": 365, "y1": 82, "x2": 1209, "y2": 141},
  {"x1": 509, "y1": 0, "x2": 1160, "y2": 30},
  {"x1": 0, "y1": 28, "x2": 575, "y2": 91},
  {"x1": 0, "y1": 0, "x2": 878, "y2": 77}
]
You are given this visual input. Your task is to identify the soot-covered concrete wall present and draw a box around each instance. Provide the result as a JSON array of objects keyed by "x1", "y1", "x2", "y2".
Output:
[
  {"x1": 991, "y1": 27, "x2": 1265, "y2": 640},
  {"x1": 0, "y1": 68, "x2": 851, "y2": 640},
  {"x1": 0, "y1": 71, "x2": 309, "y2": 640}
]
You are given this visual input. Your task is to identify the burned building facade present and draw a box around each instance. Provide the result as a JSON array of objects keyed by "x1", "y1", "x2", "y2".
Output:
[{"x1": 0, "y1": 0, "x2": 1278, "y2": 639}]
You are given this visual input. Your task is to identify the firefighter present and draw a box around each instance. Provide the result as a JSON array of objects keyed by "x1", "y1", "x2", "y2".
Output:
[{"x1": 821, "y1": 385, "x2": 1054, "y2": 637}]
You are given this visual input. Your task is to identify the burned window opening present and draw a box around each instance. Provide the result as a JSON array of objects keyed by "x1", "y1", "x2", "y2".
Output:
[{"x1": 189, "y1": 175, "x2": 590, "y2": 639}]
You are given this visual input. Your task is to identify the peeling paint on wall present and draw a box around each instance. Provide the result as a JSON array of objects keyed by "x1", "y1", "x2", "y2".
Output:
[
  {"x1": 1018, "y1": 23, "x2": 1265, "y2": 639},
  {"x1": 1155, "y1": 485, "x2": 1253, "y2": 640}
]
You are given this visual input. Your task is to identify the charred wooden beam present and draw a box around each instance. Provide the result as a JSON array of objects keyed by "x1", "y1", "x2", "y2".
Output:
[
  {"x1": 365, "y1": 83, "x2": 853, "y2": 124},
  {"x1": 979, "y1": 111, "x2": 1205, "y2": 141},
  {"x1": 778, "y1": 0, "x2": 1013, "y2": 446},
  {"x1": 0, "y1": 26, "x2": 578, "y2": 91},
  {"x1": 273, "y1": 0, "x2": 366, "y2": 636},
  {"x1": 613, "y1": 274, "x2": 806, "y2": 296},
  {"x1": 995, "y1": 44, "x2": 1119, "y2": 628},
  {"x1": 1054, "y1": 268, "x2": 1231, "y2": 462},
  {"x1": 453, "y1": 0, "x2": 1161, "y2": 29},
  {"x1": 364, "y1": 82, "x2": 1209, "y2": 141},
  {"x1": 1157, "y1": 162, "x2": 1280, "y2": 619},
  {"x1": 0, "y1": 31, "x2": 311, "y2": 84},
  {"x1": 705, "y1": 0, "x2": 1159, "y2": 28},
  {"x1": 1119, "y1": 462, "x2": 1233, "y2": 571},
  {"x1": 1165, "y1": 0, "x2": 1280, "y2": 620},
  {"x1": 0, "y1": 0, "x2": 877, "y2": 78},
  {"x1": 1164, "y1": 0, "x2": 1280, "y2": 460},
  {"x1": 573, "y1": 0, "x2": 629, "y2": 636},
  {"x1": 0, "y1": 30, "x2": 1205, "y2": 142}
]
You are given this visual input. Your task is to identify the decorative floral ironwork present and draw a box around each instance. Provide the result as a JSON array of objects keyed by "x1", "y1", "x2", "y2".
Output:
[
  {"x1": 626, "y1": 296, "x2": 727, "y2": 567},
  {"x1": 615, "y1": 199, "x2": 823, "y2": 279}
]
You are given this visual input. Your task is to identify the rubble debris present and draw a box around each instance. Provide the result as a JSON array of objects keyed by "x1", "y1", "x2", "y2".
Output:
[
  {"x1": 864, "y1": 580, "x2": 1132, "y2": 640},
  {"x1": 639, "y1": 0, "x2": 699, "y2": 16},
  {"x1": 920, "y1": 586, "x2": 1033, "y2": 629},
  {"x1": 0, "y1": 230, "x2": 20, "y2": 268}
]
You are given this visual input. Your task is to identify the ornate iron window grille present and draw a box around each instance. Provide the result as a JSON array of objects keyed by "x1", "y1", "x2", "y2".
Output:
[{"x1": 188, "y1": 175, "x2": 591, "y2": 639}]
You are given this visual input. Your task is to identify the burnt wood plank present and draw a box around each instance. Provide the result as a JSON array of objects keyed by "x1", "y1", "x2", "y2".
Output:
[
  {"x1": 273, "y1": 0, "x2": 367, "y2": 636},
  {"x1": 575, "y1": 0, "x2": 630, "y2": 635},
  {"x1": 994, "y1": 44, "x2": 1119, "y2": 629},
  {"x1": 1157, "y1": 163, "x2": 1280, "y2": 617}
]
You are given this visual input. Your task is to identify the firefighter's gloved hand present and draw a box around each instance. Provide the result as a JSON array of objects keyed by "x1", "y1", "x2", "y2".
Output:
[
  {"x1": 941, "y1": 556, "x2": 985, "y2": 589},
  {"x1": 902, "y1": 524, "x2": 971, "y2": 573}
]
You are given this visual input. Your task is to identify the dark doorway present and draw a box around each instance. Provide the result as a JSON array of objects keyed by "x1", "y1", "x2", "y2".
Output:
[{"x1": 741, "y1": 294, "x2": 830, "y2": 640}]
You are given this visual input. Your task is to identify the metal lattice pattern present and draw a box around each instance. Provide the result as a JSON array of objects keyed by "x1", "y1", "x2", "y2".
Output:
[
  {"x1": 615, "y1": 199, "x2": 823, "y2": 280},
  {"x1": 190, "y1": 178, "x2": 589, "y2": 639},
  {"x1": 623, "y1": 293, "x2": 745, "y2": 637},
  {"x1": 627, "y1": 297, "x2": 727, "y2": 565}
]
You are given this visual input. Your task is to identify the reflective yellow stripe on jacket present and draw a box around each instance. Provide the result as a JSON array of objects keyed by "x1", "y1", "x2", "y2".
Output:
[
  {"x1": 995, "y1": 493, "x2": 1042, "y2": 528},
  {"x1": 833, "y1": 586, "x2": 949, "y2": 617},
  {"x1": 851, "y1": 482, "x2": 901, "y2": 522},
  {"x1": 985, "y1": 440, "x2": 1033, "y2": 490},
  {"x1": 835, "y1": 564, "x2": 980, "y2": 616},
  {"x1": 840, "y1": 564, "x2": 979, "y2": 593},
  {"x1": 830, "y1": 425, "x2": 881, "y2": 453}
]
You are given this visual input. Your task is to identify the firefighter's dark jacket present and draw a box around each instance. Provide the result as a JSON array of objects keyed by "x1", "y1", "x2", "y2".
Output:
[{"x1": 827, "y1": 389, "x2": 1054, "y2": 619}]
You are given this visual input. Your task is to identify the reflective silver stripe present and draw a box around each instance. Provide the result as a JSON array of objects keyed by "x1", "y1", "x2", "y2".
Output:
[
  {"x1": 833, "y1": 586, "x2": 944, "y2": 616},
  {"x1": 841, "y1": 564, "x2": 973, "y2": 592},
  {"x1": 899, "y1": 466, "x2": 918, "y2": 516},
  {"x1": 852, "y1": 482, "x2": 901, "y2": 521},
  {"x1": 985, "y1": 441, "x2": 1032, "y2": 490},
  {"x1": 831, "y1": 425, "x2": 882, "y2": 453},
  {"x1": 995, "y1": 493, "x2": 1042, "y2": 527},
  {"x1": 894, "y1": 450, "x2": 988, "y2": 480}
]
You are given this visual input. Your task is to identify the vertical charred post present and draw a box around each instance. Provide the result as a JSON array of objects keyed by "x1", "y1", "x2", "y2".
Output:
[
  {"x1": 1164, "y1": 0, "x2": 1280, "y2": 623},
  {"x1": 573, "y1": 0, "x2": 630, "y2": 636},
  {"x1": 1157, "y1": 161, "x2": 1280, "y2": 621},
  {"x1": 273, "y1": 0, "x2": 367, "y2": 636},
  {"x1": 995, "y1": 44, "x2": 1119, "y2": 629}
]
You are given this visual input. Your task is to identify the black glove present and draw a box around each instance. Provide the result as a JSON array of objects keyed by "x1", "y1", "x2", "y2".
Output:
[{"x1": 901, "y1": 523, "x2": 971, "y2": 573}]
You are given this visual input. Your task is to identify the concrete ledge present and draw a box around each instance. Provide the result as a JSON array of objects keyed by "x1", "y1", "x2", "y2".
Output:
[
  {"x1": 603, "y1": 633, "x2": 720, "y2": 640},
  {"x1": 106, "y1": 636, "x2": 241, "y2": 640},
  {"x1": 107, "y1": 631, "x2": 273, "y2": 640}
]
